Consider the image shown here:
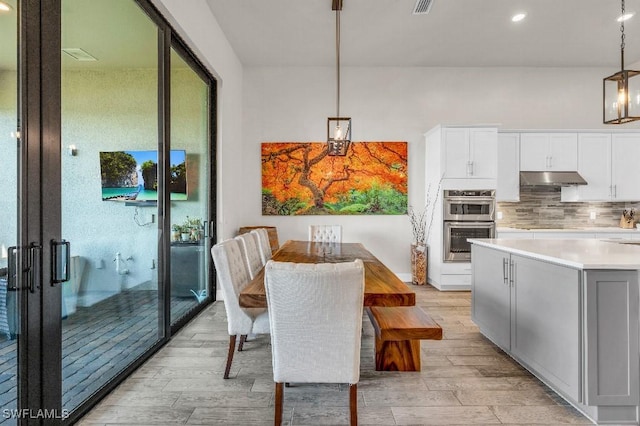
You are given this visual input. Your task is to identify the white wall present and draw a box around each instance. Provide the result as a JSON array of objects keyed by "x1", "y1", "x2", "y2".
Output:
[{"x1": 242, "y1": 66, "x2": 640, "y2": 276}]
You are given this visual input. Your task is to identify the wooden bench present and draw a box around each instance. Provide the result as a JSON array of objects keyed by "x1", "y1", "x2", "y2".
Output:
[{"x1": 366, "y1": 306, "x2": 442, "y2": 371}]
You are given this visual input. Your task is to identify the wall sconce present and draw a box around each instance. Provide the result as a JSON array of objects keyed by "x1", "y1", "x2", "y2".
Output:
[{"x1": 68, "y1": 145, "x2": 78, "y2": 156}]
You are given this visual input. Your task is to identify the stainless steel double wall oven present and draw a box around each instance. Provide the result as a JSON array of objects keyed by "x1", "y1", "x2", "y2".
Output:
[{"x1": 443, "y1": 190, "x2": 496, "y2": 262}]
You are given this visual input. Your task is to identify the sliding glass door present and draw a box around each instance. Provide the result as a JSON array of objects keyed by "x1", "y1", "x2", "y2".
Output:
[
  {"x1": 0, "y1": 0, "x2": 216, "y2": 422},
  {"x1": 169, "y1": 46, "x2": 212, "y2": 325},
  {"x1": 0, "y1": 1, "x2": 21, "y2": 424},
  {"x1": 60, "y1": 0, "x2": 164, "y2": 414}
]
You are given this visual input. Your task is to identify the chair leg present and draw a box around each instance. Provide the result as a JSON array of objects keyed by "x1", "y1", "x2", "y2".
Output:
[
  {"x1": 349, "y1": 383, "x2": 357, "y2": 426},
  {"x1": 224, "y1": 335, "x2": 236, "y2": 379},
  {"x1": 274, "y1": 382, "x2": 284, "y2": 426},
  {"x1": 238, "y1": 334, "x2": 248, "y2": 351}
]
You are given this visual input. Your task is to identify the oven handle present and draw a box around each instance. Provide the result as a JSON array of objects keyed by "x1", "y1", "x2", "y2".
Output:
[{"x1": 443, "y1": 197, "x2": 496, "y2": 203}]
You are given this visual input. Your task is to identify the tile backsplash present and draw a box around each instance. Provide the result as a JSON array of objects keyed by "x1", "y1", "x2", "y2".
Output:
[{"x1": 497, "y1": 187, "x2": 640, "y2": 229}]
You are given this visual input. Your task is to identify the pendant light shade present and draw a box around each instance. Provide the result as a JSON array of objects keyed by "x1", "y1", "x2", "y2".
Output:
[
  {"x1": 604, "y1": 0, "x2": 640, "y2": 124},
  {"x1": 327, "y1": 0, "x2": 351, "y2": 156}
]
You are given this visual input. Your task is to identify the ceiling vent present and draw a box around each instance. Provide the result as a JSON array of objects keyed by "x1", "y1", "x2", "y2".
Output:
[
  {"x1": 62, "y1": 48, "x2": 98, "y2": 62},
  {"x1": 412, "y1": 0, "x2": 434, "y2": 15}
]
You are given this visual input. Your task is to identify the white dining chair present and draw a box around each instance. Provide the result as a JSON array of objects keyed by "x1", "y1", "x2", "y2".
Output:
[
  {"x1": 235, "y1": 233, "x2": 262, "y2": 279},
  {"x1": 250, "y1": 228, "x2": 272, "y2": 265},
  {"x1": 211, "y1": 239, "x2": 270, "y2": 379},
  {"x1": 264, "y1": 259, "x2": 364, "y2": 425},
  {"x1": 308, "y1": 224, "x2": 342, "y2": 243}
]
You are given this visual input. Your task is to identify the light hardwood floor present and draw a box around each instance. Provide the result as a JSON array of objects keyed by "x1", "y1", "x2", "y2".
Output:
[{"x1": 78, "y1": 285, "x2": 592, "y2": 425}]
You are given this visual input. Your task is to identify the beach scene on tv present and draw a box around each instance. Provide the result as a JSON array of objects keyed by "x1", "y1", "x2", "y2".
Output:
[{"x1": 99, "y1": 150, "x2": 188, "y2": 201}]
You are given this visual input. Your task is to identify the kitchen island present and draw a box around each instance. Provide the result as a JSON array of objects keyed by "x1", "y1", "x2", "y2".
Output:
[{"x1": 469, "y1": 238, "x2": 640, "y2": 425}]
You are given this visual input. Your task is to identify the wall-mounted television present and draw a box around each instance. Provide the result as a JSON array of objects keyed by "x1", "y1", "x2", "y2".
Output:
[{"x1": 99, "y1": 150, "x2": 187, "y2": 201}]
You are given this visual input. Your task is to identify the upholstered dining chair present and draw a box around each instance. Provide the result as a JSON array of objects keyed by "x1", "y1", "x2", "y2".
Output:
[
  {"x1": 250, "y1": 228, "x2": 272, "y2": 265},
  {"x1": 235, "y1": 233, "x2": 263, "y2": 279},
  {"x1": 264, "y1": 259, "x2": 364, "y2": 426},
  {"x1": 211, "y1": 239, "x2": 270, "y2": 379},
  {"x1": 308, "y1": 224, "x2": 342, "y2": 243}
]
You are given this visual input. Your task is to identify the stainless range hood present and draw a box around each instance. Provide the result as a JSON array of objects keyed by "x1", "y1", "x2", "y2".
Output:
[{"x1": 520, "y1": 171, "x2": 587, "y2": 186}]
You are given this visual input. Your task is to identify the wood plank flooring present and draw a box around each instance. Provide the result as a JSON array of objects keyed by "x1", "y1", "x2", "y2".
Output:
[{"x1": 78, "y1": 285, "x2": 592, "y2": 425}]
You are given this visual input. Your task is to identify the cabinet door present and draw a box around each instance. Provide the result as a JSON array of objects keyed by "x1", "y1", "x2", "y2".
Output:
[
  {"x1": 584, "y1": 270, "x2": 639, "y2": 406},
  {"x1": 468, "y1": 128, "x2": 497, "y2": 178},
  {"x1": 510, "y1": 255, "x2": 581, "y2": 402},
  {"x1": 576, "y1": 133, "x2": 612, "y2": 201},
  {"x1": 471, "y1": 245, "x2": 511, "y2": 350},
  {"x1": 519, "y1": 133, "x2": 549, "y2": 171},
  {"x1": 496, "y1": 133, "x2": 520, "y2": 201},
  {"x1": 443, "y1": 127, "x2": 470, "y2": 178},
  {"x1": 548, "y1": 133, "x2": 578, "y2": 171},
  {"x1": 611, "y1": 133, "x2": 640, "y2": 201}
]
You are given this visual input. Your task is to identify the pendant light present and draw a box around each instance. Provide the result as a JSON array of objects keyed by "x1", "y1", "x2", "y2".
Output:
[
  {"x1": 327, "y1": 0, "x2": 351, "y2": 156},
  {"x1": 604, "y1": 0, "x2": 640, "y2": 124}
]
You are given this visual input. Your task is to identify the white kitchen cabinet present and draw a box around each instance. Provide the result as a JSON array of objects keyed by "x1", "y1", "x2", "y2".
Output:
[
  {"x1": 496, "y1": 133, "x2": 520, "y2": 201},
  {"x1": 443, "y1": 127, "x2": 497, "y2": 179},
  {"x1": 611, "y1": 133, "x2": 640, "y2": 201},
  {"x1": 520, "y1": 133, "x2": 577, "y2": 171},
  {"x1": 571, "y1": 133, "x2": 640, "y2": 201}
]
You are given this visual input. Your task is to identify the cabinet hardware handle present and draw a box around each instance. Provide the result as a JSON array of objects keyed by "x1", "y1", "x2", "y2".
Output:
[
  {"x1": 502, "y1": 258, "x2": 508, "y2": 284},
  {"x1": 613, "y1": 185, "x2": 617, "y2": 198},
  {"x1": 509, "y1": 260, "x2": 515, "y2": 287}
]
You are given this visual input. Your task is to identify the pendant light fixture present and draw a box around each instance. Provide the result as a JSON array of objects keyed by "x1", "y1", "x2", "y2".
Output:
[
  {"x1": 604, "y1": 0, "x2": 640, "y2": 124},
  {"x1": 327, "y1": 0, "x2": 351, "y2": 156}
]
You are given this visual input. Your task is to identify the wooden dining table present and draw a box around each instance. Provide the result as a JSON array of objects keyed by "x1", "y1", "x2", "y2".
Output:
[{"x1": 238, "y1": 240, "x2": 416, "y2": 308}]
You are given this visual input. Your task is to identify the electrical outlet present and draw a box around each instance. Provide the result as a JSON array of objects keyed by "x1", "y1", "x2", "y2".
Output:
[
  {"x1": 496, "y1": 211, "x2": 503, "y2": 220},
  {"x1": 590, "y1": 211, "x2": 597, "y2": 220}
]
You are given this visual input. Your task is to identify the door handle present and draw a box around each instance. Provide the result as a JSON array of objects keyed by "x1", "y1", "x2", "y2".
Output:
[
  {"x1": 51, "y1": 239, "x2": 70, "y2": 285},
  {"x1": 28, "y1": 243, "x2": 42, "y2": 293},
  {"x1": 7, "y1": 246, "x2": 18, "y2": 291}
]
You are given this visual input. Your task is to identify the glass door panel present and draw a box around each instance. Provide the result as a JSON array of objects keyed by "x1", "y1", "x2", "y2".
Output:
[
  {"x1": 169, "y1": 47, "x2": 210, "y2": 324},
  {"x1": 0, "y1": 1, "x2": 20, "y2": 424},
  {"x1": 61, "y1": 0, "x2": 162, "y2": 413}
]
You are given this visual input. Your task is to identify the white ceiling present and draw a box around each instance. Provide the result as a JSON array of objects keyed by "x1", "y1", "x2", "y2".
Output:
[{"x1": 205, "y1": 0, "x2": 640, "y2": 68}]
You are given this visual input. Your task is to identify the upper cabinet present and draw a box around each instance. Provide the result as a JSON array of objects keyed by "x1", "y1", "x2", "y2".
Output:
[
  {"x1": 442, "y1": 127, "x2": 498, "y2": 179},
  {"x1": 496, "y1": 133, "x2": 520, "y2": 202},
  {"x1": 520, "y1": 133, "x2": 578, "y2": 171},
  {"x1": 568, "y1": 133, "x2": 640, "y2": 202}
]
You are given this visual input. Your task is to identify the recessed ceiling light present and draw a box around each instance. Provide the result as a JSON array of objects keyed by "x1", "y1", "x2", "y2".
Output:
[
  {"x1": 617, "y1": 11, "x2": 635, "y2": 22},
  {"x1": 0, "y1": 2, "x2": 12, "y2": 12},
  {"x1": 511, "y1": 12, "x2": 527, "y2": 22}
]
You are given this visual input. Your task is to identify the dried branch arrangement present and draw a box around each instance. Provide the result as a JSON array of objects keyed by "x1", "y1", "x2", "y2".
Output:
[{"x1": 408, "y1": 177, "x2": 443, "y2": 246}]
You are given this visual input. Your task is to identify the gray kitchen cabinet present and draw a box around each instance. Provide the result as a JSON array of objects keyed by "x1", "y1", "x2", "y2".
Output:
[
  {"x1": 471, "y1": 245, "x2": 511, "y2": 351},
  {"x1": 472, "y1": 245, "x2": 581, "y2": 402},
  {"x1": 584, "y1": 270, "x2": 639, "y2": 406},
  {"x1": 509, "y1": 254, "x2": 581, "y2": 402}
]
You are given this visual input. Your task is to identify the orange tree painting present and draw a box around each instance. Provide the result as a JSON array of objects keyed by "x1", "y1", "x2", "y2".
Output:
[{"x1": 262, "y1": 142, "x2": 407, "y2": 215}]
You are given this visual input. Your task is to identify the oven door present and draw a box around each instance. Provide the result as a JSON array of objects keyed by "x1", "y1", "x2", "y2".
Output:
[
  {"x1": 443, "y1": 197, "x2": 495, "y2": 221},
  {"x1": 444, "y1": 221, "x2": 496, "y2": 262}
]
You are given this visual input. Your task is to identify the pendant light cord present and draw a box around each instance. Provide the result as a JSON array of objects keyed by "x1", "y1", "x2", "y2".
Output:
[
  {"x1": 621, "y1": 0, "x2": 626, "y2": 70},
  {"x1": 336, "y1": 7, "x2": 341, "y2": 119}
]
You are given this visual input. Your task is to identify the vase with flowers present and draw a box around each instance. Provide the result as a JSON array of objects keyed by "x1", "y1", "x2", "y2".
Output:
[{"x1": 408, "y1": 179, "x2": 441, "y2": 285}]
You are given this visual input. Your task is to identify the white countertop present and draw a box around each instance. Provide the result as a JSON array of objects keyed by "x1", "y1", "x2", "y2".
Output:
[
  {"x1": 469, "y1": 238, "x2": 640, "y2": 270},
  {"x1": 497, "y1": 226, "x2": 640, "y2": 233}
]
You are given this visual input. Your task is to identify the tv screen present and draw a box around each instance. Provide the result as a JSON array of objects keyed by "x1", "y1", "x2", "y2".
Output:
[{"x1": 99, "y1": 150, "x2": 187, "y2": 201}]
